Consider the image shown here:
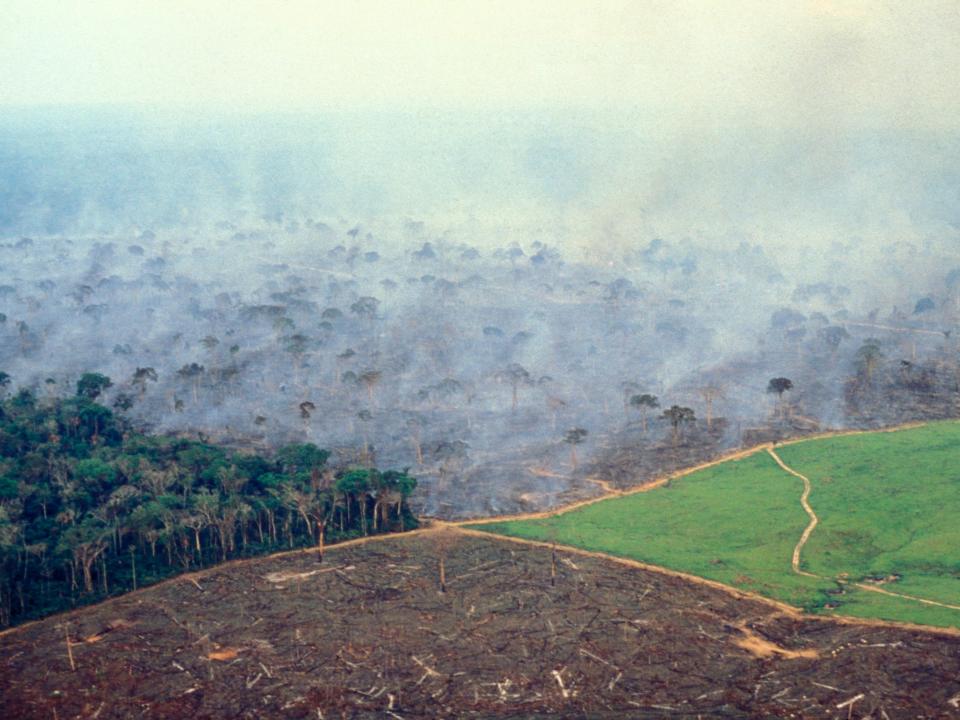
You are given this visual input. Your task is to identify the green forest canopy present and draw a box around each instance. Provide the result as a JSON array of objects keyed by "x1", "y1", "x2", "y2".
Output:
[{"x1": 0, "y1": 377, "x2": 417, "y2": 627}]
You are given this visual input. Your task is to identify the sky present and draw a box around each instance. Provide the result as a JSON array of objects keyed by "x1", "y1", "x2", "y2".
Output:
[
  {"x1": 2, "y1": 1, "x2": 960, "y2": 130},
  {"x1": 2, "y1": 1, "x2": 959, "y2": 252}
]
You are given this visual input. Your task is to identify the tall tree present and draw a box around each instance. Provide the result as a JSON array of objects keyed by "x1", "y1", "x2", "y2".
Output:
[
  {"x1": 766, "y1": 377, "x2": 793, "y2": 417},
  {"x1": 177, "y1": 363, "x2": 205, "y2": 404},
  {"x1": 855, "y1": 339, "x2": 884, "y2": 383},
  {"x1": 131, "y1": 367, "x2": 158, "y2": 398},
  {"x1": 818, "y1": 326, "x2": 850, "y2": 355},
  {"x1": 563, "y1": 428, "x2": 588, "y2": 469},
  {"x1": 283, "y1": 333, "x2": 310, "y2": 386},
  {"x1": 619, "y1": 381, "x2": 640, "y2": 415},
  {"x1": 76, "y1": 373, "x2": 112, "y2": 401},
  {"x1": 662, "y1": 405, "x2": 695, "y2": 444},
  {"x1": 503, "y1": 363, "x2": 531, "y2": 410},
  {"x1": 298, "y1": 400, "x2": 316, "y2": 432},
  {"x1": 629, "y1": 393, "x2": 659, "y2": 433},
  {"x1": 349, "y1": 296, "x2": 380, "y2": 320},
  {"x1": 405, "y1": 415, "x2": 425, "y2": 466},
  {"x1": 358, "y1": 370, "x2": 382, "y2": 406},
  {"x1": 698, "y1": 385, "x2": 725, "y2": 429}
]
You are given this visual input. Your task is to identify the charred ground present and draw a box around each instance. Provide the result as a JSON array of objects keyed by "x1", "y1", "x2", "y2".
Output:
[{"x1": 2, "y1": 531, "x2": 958, "y2": 719}]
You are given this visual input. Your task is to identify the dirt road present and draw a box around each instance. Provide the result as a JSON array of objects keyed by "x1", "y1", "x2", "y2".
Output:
[{"x1": 766, "y1": 447, "x2": 821, "y2": 579}]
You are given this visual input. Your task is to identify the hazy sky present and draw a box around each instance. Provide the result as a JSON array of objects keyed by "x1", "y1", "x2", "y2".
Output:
[{"x1": 3, "y1": 1, "x2": 959, "y2": 129}]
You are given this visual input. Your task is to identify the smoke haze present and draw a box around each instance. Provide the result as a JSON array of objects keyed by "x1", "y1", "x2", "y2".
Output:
[{"x1": 2, "y1": 2, "x2": 959, "y2": 514}]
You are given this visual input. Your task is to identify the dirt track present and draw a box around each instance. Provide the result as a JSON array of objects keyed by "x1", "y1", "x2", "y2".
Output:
[
  {"x1": 766, "y1": 447, "x2": 820, "y2": 579},
  {"x1": 3, "y1": 532, "x2": 960, "y2": 719},
  {"x1": 766, "y1": 446, "x2": 960, "y2": 614},
  {"x1": 462, "y1": 442, "x2": 770, "y2": 527}
]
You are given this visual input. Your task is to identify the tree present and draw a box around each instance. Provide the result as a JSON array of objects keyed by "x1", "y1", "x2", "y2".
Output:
[
  {"x1": 503, "y1": 363, "x2": 531, "y2": 410},
  {"x1": 432, "y1": 529, "x2": 456, "y2": 594},
  {"x1": 176, "y1": 363, "x2": 205, "y2": 404},
  {"x1": 76, "y1": 373, "x2": 112, "y2": 401},
  {"x1": 546, "y1": 396, "x2": 567, "y2": 431},
  {"x1": 272, "y1": 316, "x2": 295, "y2": 337},
  {"x1": 113, "y1": 393, "x2": 135, "y2": 412},
  {"x1": 698, "y1": 385, "x2": 725, "y2": 429},
  {"x1": 855, "y1": 339, "x2": 884, "y2": 383},
  {"x1": 307, "y1": 488, "x2": 337, "y2": 562},
  {"x1": 283, "y1": 333, "x2": 310, "y2": 386},
  {"x1": 662, "y1": 405, "x2": 695, "y2": 444},
  {"x1": 336, "y1": 469, "x2": 373, "y2": 536},
  {"x1": 563, "y1": 428, "x2": 588, "y2": 469},
  {"x1": 432, "y1": 440, "x2": 469, "y2": 488},
  {"x1": 349, "y1": 296, "x2": 380, "y2": 320},
  {"x1": 434, "y1": 377, "x2": 463, "y2": 403},
  {"x1": 766, "y1": 377, "x2": 793, "y2": 418},
  {"x1": 629, "y1": 393, "x2": 659, "y2": 433},
  {"x1": 7, "y1": 389, "x2": 34, "y2": 415},
  {"x1": 335, "y1": 348, "x2": 357, "y2": 385},
  {"x1": 131, "y1": 367, "x2": 158, "y2": 398},
  {"x1": 298, "y1": 401, "x2": 316, "y2": 430},
  {"x1": 0, "y1": 372, "x2": 10, "y2": 400},
  {"x1": 379, "y1": 469, "x2": 416, "y2": 531},
  {"x1": 57, "y1": 518, "x2": 110, "y2": 594},
  {"x1": 357, "y1": 410, "x2": 374, "y2": 464},
  {"x1": 358, "y1": 370, "x2": 382, "y2": 406},
  {"x1": 619, "y1": 381, "x2": 640, "y2": 415},
  {"x1": 276, "y1": 443, "x2": 330, "y2": 476},
  {"x1": 914, "y1": 297, "x2": 935, "y2": 315},
  {"x1": 0, "y1": 389, "x2": 418, "y2": 627},
  {"x1": 818, "y1": 326, "x2": 850, "y2": 354}
]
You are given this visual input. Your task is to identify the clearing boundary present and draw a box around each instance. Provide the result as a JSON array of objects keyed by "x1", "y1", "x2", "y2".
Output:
[{"x1": 1, "y1": 420, "x2": 955, "y2": 640}]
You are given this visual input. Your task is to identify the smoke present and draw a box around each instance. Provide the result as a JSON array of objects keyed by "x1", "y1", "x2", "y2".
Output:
[{"x1": 0, "y1": 116, "x2": 958, "y2": 518}]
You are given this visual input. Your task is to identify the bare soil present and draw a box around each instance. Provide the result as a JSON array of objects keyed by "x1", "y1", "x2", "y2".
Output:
[{"x1": 2, "y1": 532, "x2": 959, "y2": 719}]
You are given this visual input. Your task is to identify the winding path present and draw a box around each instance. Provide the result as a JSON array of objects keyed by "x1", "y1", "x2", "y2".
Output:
[
  {"x1": 851, "y1": 582, "x2": 960, "y2": 612},
  {"x1": 766, "y1": 447, "x2": 820, "y2": 578},
  {"x1": 766, "y1": 447, "x2": 960, "y2": 613}
]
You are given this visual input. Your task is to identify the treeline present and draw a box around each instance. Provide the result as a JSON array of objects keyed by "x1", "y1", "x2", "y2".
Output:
[{"x1": 0, "y1": 375, "x2": 417, "y2": 627}]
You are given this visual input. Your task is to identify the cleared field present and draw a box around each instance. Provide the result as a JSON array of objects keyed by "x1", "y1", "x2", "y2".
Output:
[
  {"x1": 474, "y1": 423, "x2": 960, "y2": 628},
  {"x1": 4, "y1": 532, "x2": 960, "y2": 718}
]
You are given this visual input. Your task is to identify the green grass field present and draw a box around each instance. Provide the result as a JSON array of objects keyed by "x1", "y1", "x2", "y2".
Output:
[{"x1": 472, "y1": 422, "x2": 960, "y2": 628}]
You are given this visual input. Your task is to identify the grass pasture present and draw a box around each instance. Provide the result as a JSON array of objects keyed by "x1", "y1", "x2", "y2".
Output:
[{"x1": 472, "y1": 422, "x2": 960, "y2": 628}]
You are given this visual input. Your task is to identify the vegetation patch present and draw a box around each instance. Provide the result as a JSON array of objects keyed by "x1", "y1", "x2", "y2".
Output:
[
  {"x1": 473, "y1": 423, "x2": 960, "y2": 628},
  {"x1": 0, "y1": 380, "x2": 418, "y2": 628}
]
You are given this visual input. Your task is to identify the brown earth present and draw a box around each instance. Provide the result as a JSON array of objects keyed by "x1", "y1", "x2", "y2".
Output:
[{"x1": 2, "y1": 531, "x2": 959, "y2": 719}]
